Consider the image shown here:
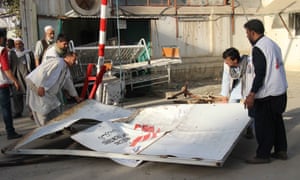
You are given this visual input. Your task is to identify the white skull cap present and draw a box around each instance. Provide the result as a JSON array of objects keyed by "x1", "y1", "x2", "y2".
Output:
[
  {"x1": 14, "y1": 37, "x2": 23, "y2": 42},
  {"x1": 44, "y1": 25, "x2": 54, "y2": 32}
]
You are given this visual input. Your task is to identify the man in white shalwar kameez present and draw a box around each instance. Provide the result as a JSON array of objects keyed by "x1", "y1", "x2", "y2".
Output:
[{"x1": 26, "y1": 51, "x2": 82, "y2": 127}]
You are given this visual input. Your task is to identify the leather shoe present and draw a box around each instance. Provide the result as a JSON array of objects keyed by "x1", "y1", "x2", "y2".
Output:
[
  {"x1": 245, "y1": 157, "x2": 271, "y2": 164},
  {"x1": 244, "y1": 127, "x2": 254, "y2": 139},
  {"x1": 271, "y1": 151, "x2": 288, "y2": 160},
  {"x1": 7, "y1": 133, "x2": 23, "y2": 140}
]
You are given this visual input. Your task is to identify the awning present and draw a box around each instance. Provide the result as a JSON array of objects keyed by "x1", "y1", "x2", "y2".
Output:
[{"x1": 258, "y1": 0, "x2": 300, "y2": 14}]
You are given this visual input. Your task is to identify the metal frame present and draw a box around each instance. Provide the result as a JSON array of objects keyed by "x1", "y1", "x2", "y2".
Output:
[{"x1": 5, "y1": 148, "x2": 223, "y2": 167}]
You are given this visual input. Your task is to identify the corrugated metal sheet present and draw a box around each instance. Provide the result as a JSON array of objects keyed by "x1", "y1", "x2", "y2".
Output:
[{"x1": 34, "y1": 0, "x2": 69, "y2": 16}]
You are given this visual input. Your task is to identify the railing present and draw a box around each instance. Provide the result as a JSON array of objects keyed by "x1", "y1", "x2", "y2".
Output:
[{"x1": 69, "y1": 38, "x2": 150, "y2": 84}]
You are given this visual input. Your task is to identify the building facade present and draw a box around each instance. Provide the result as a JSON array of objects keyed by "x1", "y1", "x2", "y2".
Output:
[{"x1": 20, "y1": 0, "x2": 300, "y2": 71}]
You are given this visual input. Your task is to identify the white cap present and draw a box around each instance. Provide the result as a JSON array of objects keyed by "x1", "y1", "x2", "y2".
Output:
[
  {"x1": 14, "y1": 37, "x2": 23, "y2": 42},
  {"x1": 44, "y1": 25, "x2": 54, "y2": 32}
]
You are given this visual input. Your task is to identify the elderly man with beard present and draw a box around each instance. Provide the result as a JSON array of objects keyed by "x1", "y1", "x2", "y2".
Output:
[
  {"x1": 9, "y1": 38, "x2": 35, "y2": 118},
  {"x1": 34, "y1": 25, "x2": 55, "y2": 67}
]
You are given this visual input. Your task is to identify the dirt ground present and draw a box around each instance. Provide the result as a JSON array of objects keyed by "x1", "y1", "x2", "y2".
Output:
[{"x1": 0, "y1": 71, "x2": 300, "y2": 180}]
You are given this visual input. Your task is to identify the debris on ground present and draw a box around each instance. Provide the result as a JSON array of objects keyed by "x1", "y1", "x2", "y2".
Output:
[{"x1": 165, "y1": 82, "x2": 224, "y2": 104}]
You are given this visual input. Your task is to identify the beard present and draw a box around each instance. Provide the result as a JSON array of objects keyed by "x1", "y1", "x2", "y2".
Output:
[
  {"x1": 249, "y1": 39, "x2": 255, "y2": 46},
  {"x1": 47, "y1": 38, "x2": 54, "y2": 43}
]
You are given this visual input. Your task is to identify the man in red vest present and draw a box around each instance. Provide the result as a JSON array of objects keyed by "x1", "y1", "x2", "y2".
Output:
[{"x1": 0, "y1": 30, "x2": 22, "y2": 140}]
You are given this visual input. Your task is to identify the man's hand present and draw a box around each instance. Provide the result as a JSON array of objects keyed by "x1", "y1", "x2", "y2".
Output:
[
  {"x1": 13, "y1": 81, "x2": 20, "y2": 91},
  {"x1": 244, "y1": 92, "x2": 255, "y2": 109},
  {"x1": 74, "y1": 96, "x2": 83, "y2": 103},
  {"x1": 220, "y1": 96, "x2": 229, "y2": 103},
  {"x1": 37, "y1": 87, "x2": 45, "y2": 97},
  {"x1": 4, "y1": 70, "x2": 20, "y2": 91}
]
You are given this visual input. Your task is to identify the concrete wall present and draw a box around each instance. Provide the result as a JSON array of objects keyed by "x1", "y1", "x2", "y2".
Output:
[
  {"x1": 151, "y1": 14, "x2": 300, "y2": 73},
  {"x1": 264, "y1": 15, "x2": 300, "y2": 71},
  {"x1": 170, "y1": 57, "x2": 223, "y2": 83},
  {"x1": 151, "y1": 16, "x2": 231, "y2": 58}
]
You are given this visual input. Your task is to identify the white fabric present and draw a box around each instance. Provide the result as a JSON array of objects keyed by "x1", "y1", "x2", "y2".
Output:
[
  {"x1": 15, "y1": 49, "x2": 34, "y2": 72},
  {"x1": 15, "y1": 49, "x2": 31, "y2": 58},
  {"x1": 42, "y1": 45, "x2": 60, "y2": 64},
  {"x1": 221, "y1": 56, "x2": 255, "y2": 101},
  {"x1": 34, "y1": 40, "x2": 44, "y2": 58},
  {"x1": 34, "y1": 40, "x2": 54, "y2": 61},
  {"x1": 14, "y1": 37, "x2": 23, "y2": 42},
  {"x1": 220, "y1": 63, "x2": 242, "y2": 102},
  {"x1": 254, "y1": 36, "x2": 288, "y2": 98},
  {"x1": 26, "y1": 57, "x2": 78, "y2": 115},
  {"x1": 0, "y1": 46, "x2": 11, "y2": 85},
  {"x1": 44, "y1": 25, "x2": 53, "y2": 32},
  {"x1": 242, "y1": 57, "x2": 255, "y2": 98},
  {"x1": 220, "y1": 63, "x2": 230, "y2": 97}
]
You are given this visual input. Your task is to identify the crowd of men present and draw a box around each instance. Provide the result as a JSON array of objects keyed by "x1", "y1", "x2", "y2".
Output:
[{"x1": 0, "y1": 25, "x2": 82, "y2": 140}]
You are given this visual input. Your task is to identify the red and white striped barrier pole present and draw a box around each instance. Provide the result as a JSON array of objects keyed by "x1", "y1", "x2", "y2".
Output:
[
  {"x1": 95, "y1": 0, "x2": 108, "y2": 102},
  {"x1": 98, "y1": 0, "x2": 107, "y2": 67}
]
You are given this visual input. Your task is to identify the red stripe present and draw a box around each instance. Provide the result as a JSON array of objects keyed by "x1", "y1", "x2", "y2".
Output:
[
  {"x1": 101, "y1": 0, "x2": 107, "y2": 5},
  {"x1": 100, "y1": 19, "x2": 106, "y2": 31},
  {"x1": 98, "y1": 44, "x2": 105, "y2": 57},
  {"x1": 88, "y1": 65, "x2": 107, "y2": 99},
  {"x1": 143, "y1": 133, "x2": 151, "y2": 141},
  {"x1": 130, "y1": 136, "x2": 143, "y2": 147},
  {"x1": 80, "y1": 64, "x2": 95, "y2": 98},
  {"x1": 98, "y1": 0, "x2": 107, "y2": 59},
  {"x1": 0, "y1": 84, "x2": 9, "y2": 88}
]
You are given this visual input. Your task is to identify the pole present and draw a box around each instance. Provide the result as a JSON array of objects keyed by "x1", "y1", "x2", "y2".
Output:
[
  {"x1": 95, "y1": 0, "x2": 108, "y2": 102},
  {"x1": 98, "y1": 0, "x2": 107, "y2": 67}
]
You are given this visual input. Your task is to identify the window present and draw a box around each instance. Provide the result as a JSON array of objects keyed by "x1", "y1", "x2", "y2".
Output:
[
  {"x1": 289, "y1": 13, "x2": 300, "y2": 37},
  {"x1": 295, "y1": 13, "x2": 300, "y2": 36},
  {"x1": 150, "y1": 0, "x2": 170, "y2": 5}
]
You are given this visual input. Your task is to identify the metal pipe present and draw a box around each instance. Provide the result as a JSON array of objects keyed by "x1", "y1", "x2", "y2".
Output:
[
  {"x1": 98, "y1": 0, "x2": 108, "y2": 67},
  {"x1": 231, "y1": 0, "x2": 235, "y2": 34}
]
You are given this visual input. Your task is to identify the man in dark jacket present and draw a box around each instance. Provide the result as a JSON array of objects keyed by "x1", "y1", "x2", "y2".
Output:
[{"x1": 9, "y1": 38, "x2": 35, "y2": 118}]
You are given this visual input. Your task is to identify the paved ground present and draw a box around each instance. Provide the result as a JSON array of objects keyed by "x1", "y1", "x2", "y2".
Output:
[{"x1": 0, "y1": 71, "x2": 300, "y2": 180}]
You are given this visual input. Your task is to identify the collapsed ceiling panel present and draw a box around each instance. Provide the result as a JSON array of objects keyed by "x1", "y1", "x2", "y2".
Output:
[
  {"x1": 3, "y1": 100, "x2": 250, "y2": 167},
  {"x1": 13, "y1": 100, "x2": 134, "y2": 149}
]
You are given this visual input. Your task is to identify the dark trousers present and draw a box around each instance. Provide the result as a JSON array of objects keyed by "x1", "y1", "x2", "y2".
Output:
[
  {"x1": 12, "y1": 91, "x2": 24, "y2": 115},
  {"x1": 254, "y1": 93, "x2": 287, "y2": 158},
  {"x1": 0, "y1": 87, "x2": 15, "y2": 135}
]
